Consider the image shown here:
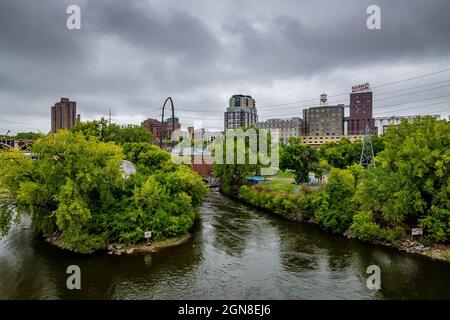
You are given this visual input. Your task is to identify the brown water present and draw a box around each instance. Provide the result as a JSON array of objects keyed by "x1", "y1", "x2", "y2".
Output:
[{"x1": 0, "y1": 191, "x2": 449, "y2": 299}]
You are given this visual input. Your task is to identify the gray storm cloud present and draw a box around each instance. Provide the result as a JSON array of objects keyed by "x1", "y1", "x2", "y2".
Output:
[{"x1": 0, "y1": 0, "x2": 449, "y2": 133}]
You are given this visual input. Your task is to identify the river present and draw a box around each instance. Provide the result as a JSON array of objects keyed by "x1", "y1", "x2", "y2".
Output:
[{"x1": 0, "y1": 191, "x2": 449, "y2": 299}]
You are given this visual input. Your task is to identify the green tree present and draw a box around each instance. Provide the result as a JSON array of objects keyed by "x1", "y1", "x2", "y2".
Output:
[
  {"x1": 280, "y1": 138, "x2": 320, "y2": 184},
  {"x1": 213, "y1": 127, "x2": 269, "y2": 196},
  {"x1": 314, "y1": 168, "x2": 356, "y2": 234},
  {"x1": 0, "y1": 131, "x2": 124, "y2": 252},
  {"x1": 319, "y1": 136, "x2": 384, "y2": 169},
  {"x1": 352, "y1": 116, "x2": 450, "y2": 242},
  {"x1": 13, "y1": 132, "x2": 44, "y2": 140},
  {"x1": 72, "y1": 119, "x2": 152, "y2": 144},
  {"x1": 0, "y1": 130, "x2": 206, "y2": 253},
  {"x1": 347, "y1": 163, "x2": 365, "y2": 189},
  {"x1": 122, "y1": 142, "x2": 172, "y2": 173},
  {"x1": 320, "y1": 138, "x2": 359, "y2": 169}
]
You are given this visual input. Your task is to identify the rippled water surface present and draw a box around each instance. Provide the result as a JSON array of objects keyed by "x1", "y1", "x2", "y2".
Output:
[{"x1": 1, "y1": 191, "x2": 449, "y2": 299}]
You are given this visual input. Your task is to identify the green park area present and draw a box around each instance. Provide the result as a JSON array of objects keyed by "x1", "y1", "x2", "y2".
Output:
[{"x1": 214, "y1": 117, "x2": 450, "y2": 248}]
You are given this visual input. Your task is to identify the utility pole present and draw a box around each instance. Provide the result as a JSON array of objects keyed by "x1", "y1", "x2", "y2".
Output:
[
  {"x1": 108, "y1": 109, "x2": 112, "y2": 125},
  {"x1": 360, "y1": 125, "x2": 376, "y2": 168}
]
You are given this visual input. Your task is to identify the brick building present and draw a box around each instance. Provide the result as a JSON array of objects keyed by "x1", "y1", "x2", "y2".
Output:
[
  {"x1": 256, "y1": 117, "x2": 304, "y2": 144},
  {"x1": 50, "y1": 97, "x2": 80, "y2": 133},
  {"x1": 303, "y1": 94, "x2": 344, "y2": 136},
  {"x1": 142, "y1": 118, "x2": 181, "y2": 143},
  {"x1": 347, "y1": 84, "x2": 374, "y2": 135}
]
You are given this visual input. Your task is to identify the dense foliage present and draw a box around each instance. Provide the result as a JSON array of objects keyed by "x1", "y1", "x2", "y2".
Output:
[
  {"x1": 350, "y1": 116, "x2": 450, "y2": 243},
  {"x1": 213, "y1": 127, "x2": 271, "y2": 196},
  {"x1": 72, "y1": 118, "x2": 152, "y2": 145},
  {"x1": 238, "y1": 185, "x2": 318, "y2": 221},
  {"x1": 314, "y1": 168, "x2": 355, "y2": 234},
  {"x1": 12, "y1": 132, "x2": 44, "y2": 140},
  {"x1": 237, "y1": 169, "x2": 357, "y2": 235},
  {"x1": 280, "y1": 138, "x2": 321, "y2": 184},
  {"x1": 0, "y1": 131, "x2": 207, "y2": 253},
  {"x1": 319, "y1": 136, "x2": 384, "y2": 169},
  {"x1": 235, "y1": 117, "x2": 449, "y2": 245}
]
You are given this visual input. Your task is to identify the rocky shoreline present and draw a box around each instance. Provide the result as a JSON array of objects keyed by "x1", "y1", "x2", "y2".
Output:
[
  {"x1": 302, "y1": 215, "x2": 450, "y2": 263},
  {"x1": 106, "y1": 234, "x2": 193, "y2": 255},
  {"x1": 46, "y1": 234, "x2": 193, "y2": 255},
  {"x1": 397, "y1": 240, "x2": 450, "y2": 262},
  {"x1": 258, "y1": 205, "x2": 450, "y2": 263}
]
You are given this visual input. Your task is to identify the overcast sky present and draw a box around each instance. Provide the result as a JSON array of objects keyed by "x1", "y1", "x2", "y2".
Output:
[{"x1": 0, "y1": 0, "x2": 449, "y2": 133}]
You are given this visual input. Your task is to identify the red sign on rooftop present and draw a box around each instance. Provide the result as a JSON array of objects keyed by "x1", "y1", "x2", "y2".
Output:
[{"x1": 352, "y1": 83, "x2": 370, "y2": 93}]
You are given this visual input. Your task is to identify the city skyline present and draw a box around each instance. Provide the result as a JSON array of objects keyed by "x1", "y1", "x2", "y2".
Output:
[
  {"x1": 1, "y1": 0, "x2": 450, "y2": 134},
  {"x1": 0, "y1": 0, "x2": 450, "y2": 304}
]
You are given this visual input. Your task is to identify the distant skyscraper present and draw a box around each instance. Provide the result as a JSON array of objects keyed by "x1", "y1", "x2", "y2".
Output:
[
  {"x1": 50, "y1": 97, "x2": 80, "y2": 133},
  {"x1": 348, "y1": 83, "x2": 374, "y2": 135},
  {"x1": 224, "y1": 95, "x2": 258, "y2": 130},
  {"x1": 303, "y1": 94, "x2": 344, "y2": 136}
]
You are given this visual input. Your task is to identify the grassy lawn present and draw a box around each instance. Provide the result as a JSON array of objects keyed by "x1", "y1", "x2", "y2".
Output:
[
  {"x1": 273, "y1": 170, "x2": 295, "y2": 179},
  {"x1": 259, "y1": 178, "x2": 322, "y2": 193},
  {"x1": 259, "y1": 180, "x2": 299, "y2": 193}
]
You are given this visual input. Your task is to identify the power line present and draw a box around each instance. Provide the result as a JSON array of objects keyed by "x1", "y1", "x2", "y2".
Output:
[
  {"x1": 170, "y1": 82, "x2": 450, "y2": 114},
  {"x1": 255, "y1": 95, "x2": 450, "y2": 120},
  {"x1": 248, "y1": 59, "x2": 450, "y2": 104},
  {"x1": 168, "y1": 68, "x2": 450, "y2": 112},
  {"x1": 69, "y1": 68, "x2": 450, "y2": 123},
  {"x1": 376, "y1": 94, "x2": 450, "y2": 110},
  {"x1": 2, "y1": 64, "x2": 449, "y2": 130},
  {"x1": 373, "y1": 99, "x2": 450, "y2": 116},
  {"x1": 0, "y1": 119, "x2": 45, "y2": 132},
  {"x1": 109, "y1": 90, "x2": 450, "y2": 122},
  {"x1": 372, "y1": 68, "x2": 450, "y2": 89},
  {"x1": 375, "y1": 79, "x2": 450, "y2": 96}
]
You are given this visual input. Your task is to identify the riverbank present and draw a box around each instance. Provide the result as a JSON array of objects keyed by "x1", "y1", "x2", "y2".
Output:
[
  {"x1": 3, "y1": 190, "x2": 450, "y2": 299},
  {"x1": 399, "y1": 241, "x2": 450, "y2": 262},
  {"x1": 228, "y1": 187, "x2": 450, "y2": 263},
  {"x1": 46, "y1": 234, "x2": 193, "y2": 255},
  {"x1": 106, "y1": 234, "x2": 193, "y2": 255}
]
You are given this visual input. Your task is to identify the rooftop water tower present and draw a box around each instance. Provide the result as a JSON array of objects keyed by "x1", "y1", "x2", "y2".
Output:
[{"x1": 320, "y1": 93, "x2": 328, "y2": 105}]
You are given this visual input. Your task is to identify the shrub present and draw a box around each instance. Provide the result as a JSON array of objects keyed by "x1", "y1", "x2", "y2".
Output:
[
  {"x1": 0, "y1": 131, "x2": 207, "y2": 253},
  {"x1": 419, "y1": 207, "x2": 450, "y2": 242},
  {"x1": 313, "y1": 169, "x2": 355, "y2": 234},
  {"x1": 297, "y1": 193, "x2": 318, "y2": 219},
  {"x1": 238, "y1": 185, "x2": 319, "y2": 221},
  {"x1": 348, "y1": 211, "x2": 384, "y2": 241},
  {"x1": 349, "y1": 211, "x2": 403, "y2": 242}
]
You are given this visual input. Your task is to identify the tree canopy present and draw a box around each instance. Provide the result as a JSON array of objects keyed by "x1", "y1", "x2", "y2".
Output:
[
  {"x1": 12, "y1": 132, "x2": 44, "y2": 140},
  {"x1": 0, "y1": 130, "x2": 206, "y2": 253},
  {"x1": 213, "y1": 127, "x2": 272, "y2": 196},
  {"x1": 351, "y1": 116, "x2": 450, "y2": 242},
  {"x1": 319, "y1": 136, "x2": 384, "y2": 169},
  {"x1": 280, "y1": 138, "x2": 321, "y2": 184},
  {"x1": 71, "y1": 118, "x2": 152, "y2": 145}
]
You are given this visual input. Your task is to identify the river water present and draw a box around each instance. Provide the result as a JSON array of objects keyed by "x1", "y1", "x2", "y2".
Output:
[{"x1": 0, "y1": 191, "x2": 449, "y2": 299}]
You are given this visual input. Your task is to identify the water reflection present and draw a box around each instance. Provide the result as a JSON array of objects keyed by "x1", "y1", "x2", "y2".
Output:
[{"x1": 0, "y1": 191, "x2": 449, "y2": 299}]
